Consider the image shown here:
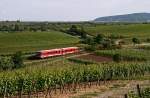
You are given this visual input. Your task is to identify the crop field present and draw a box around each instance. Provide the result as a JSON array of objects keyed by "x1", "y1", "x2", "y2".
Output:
[
  {"x1": 0, "y1": 31, "x2": 79, "y2": 54},
  {"x1": 84, "y1": 24, "x2": 150, "y2": 40},
  {"x1": 0, "y1": 62, "x2": 149, "y2": 97},
  {"x1": 95, "y1": 49, "x2": 150, "y2": 61}
]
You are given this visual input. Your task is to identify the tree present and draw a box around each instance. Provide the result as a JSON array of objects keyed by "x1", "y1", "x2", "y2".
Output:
[
  {"x1": 132, "y1": 38, "x2": 140, "y2": 44},
  {"x1": 40, "y1": 25, "x2": 47, "y2": 31},
  {"x1": 69, "y1": 25, "x2": 78, "y2": 34},
  {"x1": 14, "y1": 24, "x2": 20, "y2": 31},
  {"x1": 94, "y1": 34, "x2": 104, "y2": 44},
  {"x1": 83, "y1": 37, "x2": 95, "y2": 45},
  {"x1": 11, "y1": 51, "x2": 23, "y2": 68},
  {"x1": 80, "y1": 26, "x2": 87, "y2": 39}
]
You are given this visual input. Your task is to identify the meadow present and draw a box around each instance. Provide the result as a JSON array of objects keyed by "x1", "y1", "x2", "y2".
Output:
[{"x1": 0, "y1": 31, "x2": 79, "y2": 54}]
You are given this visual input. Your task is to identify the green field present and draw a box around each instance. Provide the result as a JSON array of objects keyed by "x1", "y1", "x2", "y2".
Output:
[
  {"x1": 95, "y1": 49, "x2": 150, "y2": 61},
  {"x1": 0, "y1": 31, "x2": 79, "y2": 54},
  {"x1": 84, "y1": 24, "x2": 150, "y2": 40}
]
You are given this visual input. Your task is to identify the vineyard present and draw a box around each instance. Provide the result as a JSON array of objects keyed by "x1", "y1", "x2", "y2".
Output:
[
  {"x1": 95, "y1": 49, "x2": 150, "y2": 61},
  {"x1": 0, "y1": 62, "x2": 150, "y2": 97}
]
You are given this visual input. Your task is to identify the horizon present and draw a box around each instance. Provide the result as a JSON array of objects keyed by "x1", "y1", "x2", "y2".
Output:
[
  {"x1": 1, "y1": 12, "x2": 150, "y2": 22},
  {"x1": 1, "y1": 0, "x2": 150, "y2": 21}
]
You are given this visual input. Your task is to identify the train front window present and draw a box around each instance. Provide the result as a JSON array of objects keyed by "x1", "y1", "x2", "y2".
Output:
[{"x1": 35, "y1": 52, "x2": 41, "y2": 57}]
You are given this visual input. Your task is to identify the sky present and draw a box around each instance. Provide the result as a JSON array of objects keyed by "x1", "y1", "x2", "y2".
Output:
[{"x1": 0, "y1": 0, "x2": 150, "y2": 21}]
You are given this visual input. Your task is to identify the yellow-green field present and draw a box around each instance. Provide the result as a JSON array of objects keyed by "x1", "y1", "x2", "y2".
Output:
[
  {"x1": 84, "y1": 24, "x2": 150, "y2": 40},
  {"x1": 0, "y1": 31, "x2": 79, "y2": 54}
]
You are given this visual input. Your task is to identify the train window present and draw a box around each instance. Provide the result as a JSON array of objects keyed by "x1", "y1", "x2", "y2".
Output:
[{"x1": 35, "y1": 52, "x2": 41, "y2": 57}]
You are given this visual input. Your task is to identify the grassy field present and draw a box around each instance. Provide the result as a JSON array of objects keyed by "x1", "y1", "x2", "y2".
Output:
[
  {"x1": 84, "y1": 24, "x2": 150, "y2": 40},
  {"x1": 0, "y1": 31, "x2": 79, "y2": 54}
]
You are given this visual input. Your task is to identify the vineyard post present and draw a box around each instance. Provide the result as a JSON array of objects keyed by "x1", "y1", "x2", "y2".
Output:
[
  {"x1": 137, "y1": 84, "x2": 142, "y2": 98},
  {"x1": 4, "y1": 81, "x2": 7, "y2": 98},
  {"x1": 28, "y1": 85, "x2": 32, "y2": 98},
  {"x1": 124, "y1": 94, "x2": 128, "y2": 98}
]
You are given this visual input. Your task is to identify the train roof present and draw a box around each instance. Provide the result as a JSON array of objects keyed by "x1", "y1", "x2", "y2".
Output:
[
  {"x1": 62, "y1": 47, "x2": 79, "y2": 49},
  {"x1": 39, "y1": 49, "x2": 60, "y2": 52},
  {"x1": 38, "y1": 47, "x2": 79, "y2": 53}
]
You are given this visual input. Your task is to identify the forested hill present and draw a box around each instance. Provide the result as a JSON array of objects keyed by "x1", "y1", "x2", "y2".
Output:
[{"x1": 94, "y1": 13, "x2": 150, "y2": 22}]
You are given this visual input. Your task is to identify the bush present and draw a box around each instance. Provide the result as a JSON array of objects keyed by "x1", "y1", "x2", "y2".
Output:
[
  {"x1": 11, "y1": 51, "x2": 23, "y2": 68},
  {"x1": 132, "y1": 38, "x2": 140, "y2": 44},
  {"x1": 82, "y1": 37, "x2": 95, "y2": 45},
  {"x1": 94, "y1": 34, "x2": 104, "y2": 44},
  {"x1": 146, "y1": 38, "x2": 150, "y2": 43},
  {"x1": 113, "y1": 54, "x2": 122, "y2": 62},
  {"x1": 84, "y1": 45, "x2": 96, "y2": 51},
  {"x1": 102, "y1": 40, "x2": 112, "y2": 49},
  {"x1": 0, "y1": 56, "x2": 14, "y2": 70}
]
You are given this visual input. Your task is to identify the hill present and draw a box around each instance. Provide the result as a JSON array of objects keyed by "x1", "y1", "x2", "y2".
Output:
[
  {"x1": 0, "y1": 31, "x2": 79, "y2": 54},
  {"x1": 94, "y1": 13, "x2": 150, "y2": 22}
]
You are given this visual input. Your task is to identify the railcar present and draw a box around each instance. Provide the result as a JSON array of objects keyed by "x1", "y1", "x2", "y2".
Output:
[{"x1": 35, "y1": 47, "x2": 79, "y2": 59}]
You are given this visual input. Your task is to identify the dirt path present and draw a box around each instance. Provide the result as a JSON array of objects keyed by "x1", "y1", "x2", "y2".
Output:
[
  {"x1": 67, "y1": 80, "x2": 150, "y2": 98},
  {"x1": 11, "y1": 80, "x2": 150, "y2": 98},
  {"x1": 123, "y1": 43, "x2": 150, "y2": 48},
  {"x1": 96, "y1": 80, "x2": 150, "y2": 98}
]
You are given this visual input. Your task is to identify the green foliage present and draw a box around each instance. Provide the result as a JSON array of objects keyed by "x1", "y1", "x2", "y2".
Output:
[
  {"x1": 0, "y1": 51, "x2": 24, "y2": 70},
  {"x1": 69, "y1": 25, "x2": 78, "y2": 34},
  {"x1": 82, "y1": 37, "x2": 95, "y2": 45},
  {"x1": 94, "y1": 34, "x2": 104, "y2": 44},
  {"x1": 0, "y1": 56, "x2": 14, "y2": 70},
  {"x1": 84, "y1": 24, "x2": 150, "y2": 43},
  {"x1": 132, "y1": 38, "x2": 140, "y2": 44},
  {"x1": 80, "y1": 26, "x2": 87, "y2": 39},
  {"x1": 68, "y1": 25, "x2": 87, "y2": 39},
  {"x1": 113, "y1": 54, "x2": 122, "y2": 62},
  {"x1": 0, "y1": 62, "x2": 149, "y2": 96},
  {"x1": 146, "y1": 38, "x2": 150, "y2": 43},
  {"x1": 84, "y1": 45, "x2": 96, "y2": 51},
  {"x1": 11, "y1": 51, "x2": 23, "y2": 68}
]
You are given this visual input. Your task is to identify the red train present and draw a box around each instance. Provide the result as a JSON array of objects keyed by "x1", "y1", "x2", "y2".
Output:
[{"x1": 35, "y1": 47, "x2": 79, "y2": 59}]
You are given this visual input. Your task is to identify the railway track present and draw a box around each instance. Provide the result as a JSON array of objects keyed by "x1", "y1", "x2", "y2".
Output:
[{"x1": 24, "y1": 52, "x2": 91, "y2": 66}]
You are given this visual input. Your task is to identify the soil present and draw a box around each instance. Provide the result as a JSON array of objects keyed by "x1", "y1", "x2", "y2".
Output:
[{"x1": 74, "y1": 54, "x2": 113, "y2": 63}]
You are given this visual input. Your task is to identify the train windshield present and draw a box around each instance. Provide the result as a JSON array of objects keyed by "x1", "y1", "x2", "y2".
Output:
[{"x1": 34, "y1": 52, "x2": 41, "y2": 57}]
